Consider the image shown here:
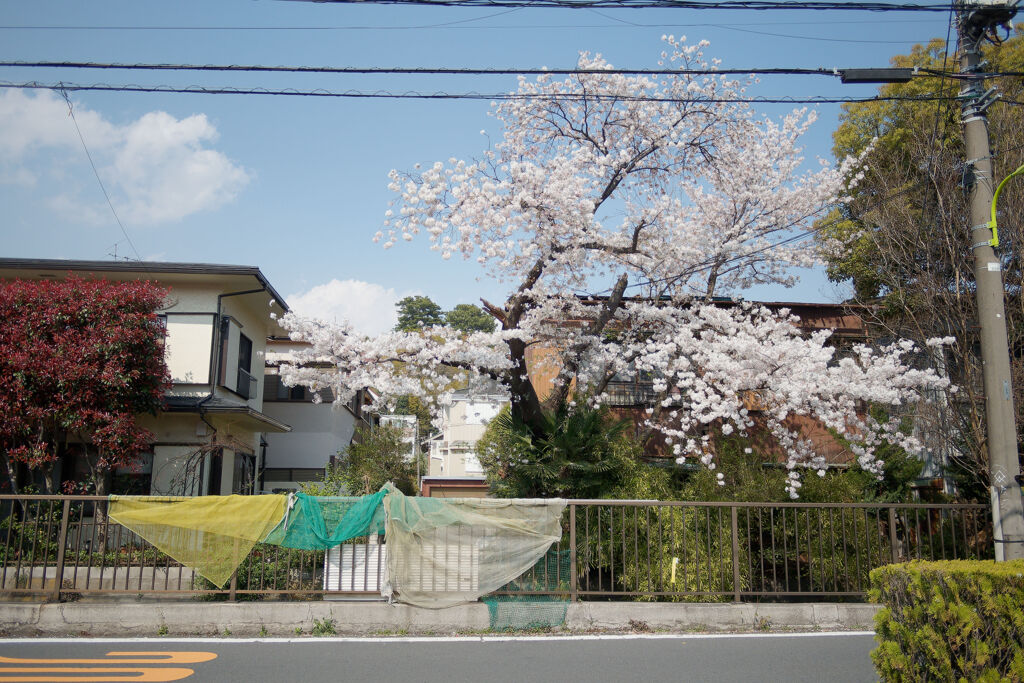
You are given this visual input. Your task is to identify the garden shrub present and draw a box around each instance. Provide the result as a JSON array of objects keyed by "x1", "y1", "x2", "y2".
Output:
[
  {"x1": 870, "y1": 560, "x2": 1024, "y2": 682},
  {"x1": 195, "y1": 543, "x2": 326, "y2": 600}
]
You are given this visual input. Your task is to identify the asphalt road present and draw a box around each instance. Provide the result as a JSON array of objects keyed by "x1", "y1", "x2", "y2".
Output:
[{"x1": 0, "y1": 633, "x2": 879, "y2": 683}]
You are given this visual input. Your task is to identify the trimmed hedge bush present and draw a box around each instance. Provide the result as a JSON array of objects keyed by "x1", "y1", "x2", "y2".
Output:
[{"x1": 869, "y1": 560, "x2": 1024, "y2": 682}]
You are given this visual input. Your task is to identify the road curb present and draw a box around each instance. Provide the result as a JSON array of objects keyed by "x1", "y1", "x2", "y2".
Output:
[
  {"x1": 565, "y1": 602, "x2": 880, "y2": 632},
  {"x1": 0, "y1": 600, "x2": 880, "y2": 637}
]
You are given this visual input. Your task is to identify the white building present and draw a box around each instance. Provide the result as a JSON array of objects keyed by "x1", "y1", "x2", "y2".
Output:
[
  {"x1": 261, "y1": 337, "x2": 374, "y2": 493},
  {"x1": 422, "y1": 388, "x2": 507, "y2": 497}
]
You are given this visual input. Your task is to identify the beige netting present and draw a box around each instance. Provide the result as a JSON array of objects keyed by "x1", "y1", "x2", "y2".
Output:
[
  {"x1": 109, "y1": 495, "x2": 287, "y2": 587},
  {"x1": 382, "y1": 484, "x2": 566, "y2": 608}
]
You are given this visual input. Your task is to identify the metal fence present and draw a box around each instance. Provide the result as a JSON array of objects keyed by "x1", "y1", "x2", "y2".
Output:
[
  {"x1": 0, "y1": 495, "x2": 992, "y2": 602},
  {"x1": 563, "y1": 500, "x2": 992, "y2": 601}
]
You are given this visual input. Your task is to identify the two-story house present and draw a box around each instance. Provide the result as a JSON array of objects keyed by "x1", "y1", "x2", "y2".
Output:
[{"x1": 0, "y1": 258, "x2": 292, "y2": 496}]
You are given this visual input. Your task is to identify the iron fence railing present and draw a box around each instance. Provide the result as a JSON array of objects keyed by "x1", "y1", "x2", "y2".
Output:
[
  {"x1": 562, "y1": 500, "x2": 992, "y2": 601},
  {"x1": 0, "y1": 495, "x2": 992, "y2": 602}
]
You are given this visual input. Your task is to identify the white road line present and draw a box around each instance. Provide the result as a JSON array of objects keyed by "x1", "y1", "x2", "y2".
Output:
[{"x1": 0, "y1": 632, "x2": 875, "y2": 645}]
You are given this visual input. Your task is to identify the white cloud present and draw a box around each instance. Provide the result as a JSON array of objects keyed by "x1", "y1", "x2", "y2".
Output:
[
  {"x1": 0, "y1": 89, "x2": 249, "y2": 225},
  {"x1": 287, "y1": 279, "x2": 400, "y2": 336},
  {"x1": 0, "y1": 167, "x2": 37, "y2": 187},
  {"x1": 0, "y1": 89, "x2": 117, "y2": 157}
]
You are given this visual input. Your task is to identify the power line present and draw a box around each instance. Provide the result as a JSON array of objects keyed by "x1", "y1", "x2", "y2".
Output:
[
  {"x1": 580, "y1": 5, "x2": 942, "y2": 42},
  {"x1": 2, "y1": 80, "x2": 1003, "y2": 103},
  {"x1": 0, "y1": 61, "x2": 858, "y2": 77},
  {"x1": 11, "y1": 60, "x2": 1020, "y2": 79},
  {"x1": 8, "y1": 61, "x2": 1023, "y2": 82},
  {"x1": 279, "y1": 0, "x2": 956, "y2": 10},
  {"x1": 702, "y1": 23, "x2": 937, "y2": 44},
  {"x1": 57, "y1": 87, "x2": 141, "y2": 261},
  {"x1": 0, "y1": 19, "x2": 937, "y2": 30}
]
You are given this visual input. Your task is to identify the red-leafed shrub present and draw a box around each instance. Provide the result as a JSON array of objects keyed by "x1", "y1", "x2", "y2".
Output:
[{"x1": 0, "y1": 276, "x2": 170, "y2": 494}]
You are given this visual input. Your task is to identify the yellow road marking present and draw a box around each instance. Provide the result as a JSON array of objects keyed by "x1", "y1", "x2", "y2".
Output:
[
  {"x1": 0, "y1": 666, "x2": 195, "y2": 681},
  {"x1": 0, "y1": 651, "x2": 218, "y2": 681},
  {"x1": 0, "y1": 653, "x2": 217, "y2": 665}
]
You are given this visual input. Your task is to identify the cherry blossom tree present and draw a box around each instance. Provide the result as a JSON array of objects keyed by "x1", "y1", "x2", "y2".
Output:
[{"x1": 278, "y1": 37, "x2": 951, "y2": 497}]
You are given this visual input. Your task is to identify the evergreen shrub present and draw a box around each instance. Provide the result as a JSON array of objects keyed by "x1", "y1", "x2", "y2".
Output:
[{"x1": 869, "y1": 559, "x2": 1024, "y2": 682}]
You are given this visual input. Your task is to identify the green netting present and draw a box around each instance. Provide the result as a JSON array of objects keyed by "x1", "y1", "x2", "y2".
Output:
[
  {"x1": 263, "y1": 490, "x2": 387, "y2": 550},
  {"x1": 484, "y1": 549, "x2": 571, "y2": 631}
]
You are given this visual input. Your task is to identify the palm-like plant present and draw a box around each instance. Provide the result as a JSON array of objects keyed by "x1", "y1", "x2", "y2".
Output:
[{"x1": 478, "y1": 403, "x2": 634, "y2": 499}]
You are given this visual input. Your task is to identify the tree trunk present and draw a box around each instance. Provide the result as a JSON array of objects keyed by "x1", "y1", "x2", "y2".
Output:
[
  {"x1": 85, "y1": 450, "x2": 112, "y2": 554},
  {"x1": 506, "y1": 337, "x2": 547, "y2": 436},
  {"x1": 0, "y1": 452, "x2": 31, "y2": 521},
  {"x1": 41, "y1": 463, "x2": 55, "y2": 496}
]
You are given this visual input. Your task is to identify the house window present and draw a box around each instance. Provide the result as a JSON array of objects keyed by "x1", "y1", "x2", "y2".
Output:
[
  {"x1": 219, "y1": 316, "x2": 257, "y2": 399},
  {"x1": 233, "y1": 452, "x2": 256, "y2": 494},
  {"x1": 605, "y1": 370, "x2": 656, "y2": 406},
  {"x1": 276, "y1": 378, "x2": 306, "y2": 401},
  {"x1": 112, "y1": 453, "x2": 154, "y2": 496},
  {"x1": 263, "y1": 374, "x2": 308, "y2": 402},
  {"x1": 236, "y1": 332, "x2": 255, "y2": 399}
]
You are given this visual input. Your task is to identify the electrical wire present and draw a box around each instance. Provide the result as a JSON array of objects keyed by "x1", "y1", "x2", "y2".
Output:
[
  {"x1": 0, "y1": 19, "x2": 939, "y2": 30},
  {"x1": 0, "y1": 61, "x2": 858, "y2": 76},
  {"x1": 693, "y1": 23, "x2": 931, "y2": 43},
  {"x1": 583, "y1": 5, "x2": 937, "y2": 42},
  {"x1": 279, "y1": 0, "x2": 956, "y2": 11},
  {"x1": 12, "y1": 60, "x2": 1021, "y2": 79},
  {"x1": 57, "y1": 87, "x2": 141, "y2": 261},
  {"x1": 4, "y1": 80, "x2": 1010, "y2": 104}
]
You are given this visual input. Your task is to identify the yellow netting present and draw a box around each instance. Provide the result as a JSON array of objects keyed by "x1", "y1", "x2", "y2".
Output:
[
  {"x1": 382, "y1": 484, "x2": 566, "y2": 608},
  {"x1": 109, "y1": 495, "x2": 287, "y2": 587}
]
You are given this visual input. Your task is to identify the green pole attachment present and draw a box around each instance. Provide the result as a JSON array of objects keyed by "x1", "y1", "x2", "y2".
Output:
[{"x1": 989, "y1": 163, "x2": 1024, "y2": 249}]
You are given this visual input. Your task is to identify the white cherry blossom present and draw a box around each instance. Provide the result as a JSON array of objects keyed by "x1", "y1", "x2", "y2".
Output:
[{"x1": 278, "y1": 38, "x2": 951, "y2": 495}]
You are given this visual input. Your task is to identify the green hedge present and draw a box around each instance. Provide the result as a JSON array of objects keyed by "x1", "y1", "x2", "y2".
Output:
[{"x1": 869, "y1": 560, "x2": 1024, "y2": 682}]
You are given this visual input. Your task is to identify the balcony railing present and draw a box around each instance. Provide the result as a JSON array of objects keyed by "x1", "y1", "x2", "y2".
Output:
[
  {"x1": 604, "y1": 381, "x2": 657, "y2": 406},
  {"x1": 236, "y1": 367, "x2": 257, "y2": 400}
]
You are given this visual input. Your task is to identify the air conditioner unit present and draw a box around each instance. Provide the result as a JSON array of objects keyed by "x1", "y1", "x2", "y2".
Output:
[{"x1": 323, "y1": 536, "x2": 386, "y2": 593}]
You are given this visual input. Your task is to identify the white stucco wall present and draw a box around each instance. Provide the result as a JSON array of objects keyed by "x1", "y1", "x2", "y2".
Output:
[{"x1": 262, "y1": 402, "x2": 357, "y2": 470}]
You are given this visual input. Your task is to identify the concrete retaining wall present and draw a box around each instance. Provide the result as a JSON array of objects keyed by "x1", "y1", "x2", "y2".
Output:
[{"x1": 0, "y1": 600, "x2": 880, "y2": 637}]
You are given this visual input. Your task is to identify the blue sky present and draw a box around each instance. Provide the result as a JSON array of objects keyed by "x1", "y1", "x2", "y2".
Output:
[{"x1": 0, "y1": 1, "x2": 956, "y2": 333}]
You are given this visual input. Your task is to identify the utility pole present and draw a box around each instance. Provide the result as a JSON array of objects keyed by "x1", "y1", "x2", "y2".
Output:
[{"x1": 958, "y1": 0, "x2": 1024, "y2": 560}]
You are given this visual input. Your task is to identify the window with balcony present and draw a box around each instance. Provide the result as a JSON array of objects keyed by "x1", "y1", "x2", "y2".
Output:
[
  {"x1": 236, "y1": 332, "x2": 255, "y2": 399},
  {"x1": 605, "y1": 370, "x2": 656, "y2": 406},
  {"x1": 219, "y1": 317, "x2": 257, "y2": 400}
]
